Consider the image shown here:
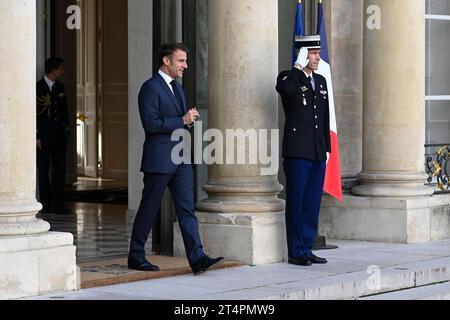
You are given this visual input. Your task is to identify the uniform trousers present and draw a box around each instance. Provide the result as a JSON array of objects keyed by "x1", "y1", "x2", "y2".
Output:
[{"x1": 283, "y1": 158, "x2": 326, "y2": 258}]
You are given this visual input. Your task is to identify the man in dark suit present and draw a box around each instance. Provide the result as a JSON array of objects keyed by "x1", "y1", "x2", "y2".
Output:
[
  {"x1": 128, "y1": 43, "x2": 224, "y2": 275},
  {"x1": 276, "y1": 35, "x2": 331, "y2": 266},
  {"x1": 36, "y1": 57, "x2": 71, "y2": 215}
]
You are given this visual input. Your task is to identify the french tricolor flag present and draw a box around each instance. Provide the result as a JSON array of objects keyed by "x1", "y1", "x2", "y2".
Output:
[{"x1": 316, "y1": 1, "x2": 343, "y2": 202}]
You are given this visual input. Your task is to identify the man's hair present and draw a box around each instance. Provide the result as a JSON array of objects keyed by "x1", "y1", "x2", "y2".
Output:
[
  {"x1": 158, "y1": 43, "x2": 189, "y2": 67},
  {"x1": 45, "y1": 57, "x2": 64, "y2": 74}
]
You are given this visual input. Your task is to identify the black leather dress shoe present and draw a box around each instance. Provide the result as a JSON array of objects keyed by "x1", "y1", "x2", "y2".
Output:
[
  {"x1": 288, "y1": 256, "x2": 312, "y2": 266},
  {"x1": 128, "y1": 256, "x2": 160, "y2": 271},
  {"x1": 192, "y1": 256, "x2": 225, "y2": 275},
  {"x1": 306, "y1": 254, "x2": 328, "y2": 264}
]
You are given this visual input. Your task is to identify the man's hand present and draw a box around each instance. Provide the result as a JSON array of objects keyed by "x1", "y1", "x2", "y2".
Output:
[
  {"x1": 36, "y1": 140, "x2": 42, "y2": 150},
  {"x1": 294, "y1": 47, "x2": 309, "y2": 70},
  {"x1": 183, "y1": 108, "x2": 200, "y2": 125},
  {"x1": 326, "y1": 152, "x2": 330, "y2": 165}
]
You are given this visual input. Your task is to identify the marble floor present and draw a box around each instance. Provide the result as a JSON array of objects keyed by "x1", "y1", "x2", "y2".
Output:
[
  {"x1": 67, "y1": 176, "x2": 128, "y2": 192},
  {"x1": 38, "y1": 202, "x2": 132, "y2": 261},
  {"x1": 37, "y1": 177, "x2": 133, "y2": 261}
]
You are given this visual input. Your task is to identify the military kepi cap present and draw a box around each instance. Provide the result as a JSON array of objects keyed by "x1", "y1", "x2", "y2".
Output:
[{"x1": 295, "y1": 35, "x2": 321, "y2": 49}]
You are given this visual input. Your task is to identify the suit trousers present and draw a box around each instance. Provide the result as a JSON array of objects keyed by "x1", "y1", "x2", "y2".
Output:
[
  {"x1": 283, "y1": 158, "x2": 326, "y2": 258},
  {"x1": 129, "y1": 164, "x2": 205, "y2": 267},
  {"x1": 37, "y1": 142, "x2": 67, "y2": 210}
]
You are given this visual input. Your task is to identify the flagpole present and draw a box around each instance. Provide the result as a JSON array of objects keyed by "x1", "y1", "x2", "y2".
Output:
[{"x1": 292, "y1": 0, "x2": 304, "y2": 65}]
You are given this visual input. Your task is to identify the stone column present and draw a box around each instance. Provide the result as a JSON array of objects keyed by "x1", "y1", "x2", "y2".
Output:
[
  {"x1": 174, "y1": 0, "x2": 285, "y2": 265},
  {"x1": 327, "y1": 0, "x2": 363, "y2": 188},
  {"x1": 127, "y1": 0, "x2": 153, "y2": 220},
  {"x1": 0, "y1": 0, "x2": 76, "y2": 299},
  {"x1": 352, "y1": 0, "x2": 431, "y2": 198},
  {"x1": 319, "y1": 0, "x2": 438, "y2": 244},
  {"x1": 127, "y1": 0, "x2": 154, "y2": 254}
]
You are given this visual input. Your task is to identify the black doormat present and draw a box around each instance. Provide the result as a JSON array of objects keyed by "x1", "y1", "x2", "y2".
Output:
[{"x1": 64, "y1": 188, "x2": 128, "y2": 204}]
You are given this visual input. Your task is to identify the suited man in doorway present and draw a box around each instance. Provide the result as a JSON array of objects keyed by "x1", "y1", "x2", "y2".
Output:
[
  {"x1": 128, "y1": 43, "x2": 224, "y2": 275},
  {"x1": 36, "y1": 57, "x2": 71, "y2": 215}
]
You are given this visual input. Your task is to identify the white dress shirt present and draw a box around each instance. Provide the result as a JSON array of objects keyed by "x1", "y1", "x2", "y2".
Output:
[
  {"x1": 44, "y1": 75, "x2": 55, "y2": 92},
  {"x1": 302, "y1": 70, "x2": 316, "y2": 91},
  {"x1": 158, "y1": 69, "x2": 175, "y2": 95}
]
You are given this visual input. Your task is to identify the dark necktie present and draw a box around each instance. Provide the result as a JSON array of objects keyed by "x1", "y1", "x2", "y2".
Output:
[
  {"x1": 307, "y1": 76, "x2": 314, "y2": 91},
  {"x1": 170, "y1": 80, "x2": 184, "y2": 111}
]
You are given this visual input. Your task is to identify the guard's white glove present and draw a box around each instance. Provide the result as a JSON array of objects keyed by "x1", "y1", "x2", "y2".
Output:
[
  {"x1": 326, "y1": 152, "x2": 330, "y2": 165},
  {"x1": 294, "y1": 47, "x2": 309, "y2": 69}
]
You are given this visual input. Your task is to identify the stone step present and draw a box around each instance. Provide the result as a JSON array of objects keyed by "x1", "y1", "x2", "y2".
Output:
[
  {"x1": 23, "y1": 242, "x2": 450, "y2": 300},
  {"x1": 359, "y1": 282, "x2": 450, "y2": 300},
  {"x1": 232, "y1": 258, "x2": 450, "y2": 300}
]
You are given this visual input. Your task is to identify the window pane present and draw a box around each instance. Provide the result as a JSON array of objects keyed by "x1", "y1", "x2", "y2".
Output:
[
  {"x1": 426, "y1": 101, "x2": 450, "y2": 145},
  {"x1": 426, "y1": 0, "x2": 450, "y2": 15},
  {"x1": 426, "y1": 19, "x2": 450, "y2": 96}
]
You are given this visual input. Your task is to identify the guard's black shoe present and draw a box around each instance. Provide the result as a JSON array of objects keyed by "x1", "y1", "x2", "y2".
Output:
[
  {"x1": 192, "y1": 256, "x2": 225, "y2": 275},
  {"x1": 306, "y1": 254, "x2": 328, "y2": 264},
  {"x1": 288, "y1": 256, "x2": 312, "y2": 266},
  {"x1": 128, "y1": 256, "x2": 160, "y2": 271}
]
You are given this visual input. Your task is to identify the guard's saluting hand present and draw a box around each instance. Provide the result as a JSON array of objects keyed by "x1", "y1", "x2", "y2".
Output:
[{"x1": 294, "y1": 47, "x2": 310, "y2": 70}]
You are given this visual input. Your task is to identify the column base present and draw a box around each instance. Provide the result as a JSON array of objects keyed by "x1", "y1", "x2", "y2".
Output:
[
  {"x1": 174, "y1": 211, "x2": 286, "y2": 266},
  {"x1": 0, "y1": 199, "x2": 50, "y2": 236},
  {"x1": 352, "y1": 172, "x2": 434, "y2": 197},
  {"x1": 0, "y1": 232, "x2": 77, "y2": 299},
  {"x1": 319, "y1": 193, "x2": 450, "y2": 243}
]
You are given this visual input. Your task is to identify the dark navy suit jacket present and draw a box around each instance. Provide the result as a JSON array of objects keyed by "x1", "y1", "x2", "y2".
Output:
[
  {"x1": 36, "y1": 78, "x2": 69, "y2": 148},
  {"x1": 138, "y1": 73, "x2": 188, "y2": 174}
]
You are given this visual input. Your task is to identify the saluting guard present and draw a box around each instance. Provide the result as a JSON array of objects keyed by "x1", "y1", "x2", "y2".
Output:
[{"x1": 276, "y1": 35, "x2": 331, "y2": 266}]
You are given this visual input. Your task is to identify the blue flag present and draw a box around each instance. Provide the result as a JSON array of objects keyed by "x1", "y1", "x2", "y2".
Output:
[
  {"x1": 292, "y1": 1, "x2": 304, "y2": 66},
  {"x1": 316, "y1": 2, "x2": 330, "y2": 63}
]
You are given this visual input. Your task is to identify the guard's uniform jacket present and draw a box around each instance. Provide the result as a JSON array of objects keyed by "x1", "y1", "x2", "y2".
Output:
[
  {"x1": 36, "y1": 78, "x2": 69, "y2": 148},
  {"x1": 276, "y1": 67, "x2": 331, "y2": 161}
]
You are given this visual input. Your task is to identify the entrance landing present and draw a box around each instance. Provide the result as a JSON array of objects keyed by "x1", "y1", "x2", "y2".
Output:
[{"x1": 79, "y1": 255, "x2": 243, "y2": 289}]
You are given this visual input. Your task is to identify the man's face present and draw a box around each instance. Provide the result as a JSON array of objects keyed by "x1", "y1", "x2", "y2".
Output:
[
  {"x1": 307, "y1": 49, "x2": 321, "y2": 71},
  {"x1": 53, "y1": 66, "x2": 65, "y2": 80},
  {"x1": 164, "y1": 50, "x2": 188, "y2": 79}
]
